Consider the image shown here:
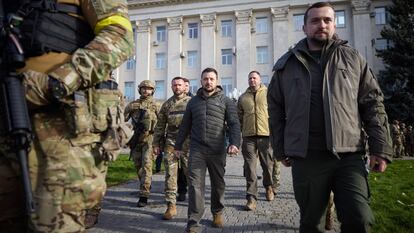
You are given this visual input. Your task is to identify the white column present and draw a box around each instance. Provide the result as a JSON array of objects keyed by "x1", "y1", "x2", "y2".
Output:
[
  {"x1": 200, "y1": 13, "x2": 216, "y2": 70},
  {"x1": 352, "y1": 0, "x2": 374, "y2": 66},
  {"x1": 135, "y1": 19, "x2": 151, "y2": 99},
  {"x1": 271, "y1": 6, "x2": 289, "y2": 62},
  {"x1": 235, "y1": 10, "x2": 252, "y2": 92},
  {"x1": 167, "y1": 16, "x2": 183, "y2": 97}
]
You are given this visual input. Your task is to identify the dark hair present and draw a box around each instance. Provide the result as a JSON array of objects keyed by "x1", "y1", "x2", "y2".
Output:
[
  {"x1": 248, "y1": 70, "x2": 261, "y2": 77},
  {"x1": 182, "y1": 77, "x2": 190, "y2": 83},
  {"x1": 201, "y1": 67, "x2": 218, "y2": 79},
  {"x1": 171, "y1": 76, "x2": 187, "y2": 83},
  {"x1": 304, "y1": 2, "x2": 335, "y2": 25}
]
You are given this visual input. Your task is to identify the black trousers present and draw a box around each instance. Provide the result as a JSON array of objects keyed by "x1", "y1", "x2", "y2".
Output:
[{"x1": 291, "y1": 150, "x2": 374, "y2": 233}]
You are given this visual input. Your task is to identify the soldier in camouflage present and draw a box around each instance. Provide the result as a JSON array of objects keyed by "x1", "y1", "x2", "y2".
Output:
[
  {"x1": 153, "y1": 77, "x2": 191, "y2": 220},
  {"x1": 406, "y1": 125, "x2": 413, "y2": 157},
  {"x1": 125, "y1": 80, "x2": 160, "y2": 207},
  {"x1": 391, "y1": 120, "x2": 403, "y2": 158},
  {"x1": 0, "y1": 0, "x2": 134, "y2": 232}
]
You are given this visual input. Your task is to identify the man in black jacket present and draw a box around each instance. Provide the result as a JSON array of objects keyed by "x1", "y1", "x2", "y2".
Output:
[
  {"x1": 268, "y1": 2, "x2": 393, "y2": 233},
  {"x1": 175, "y1": 67, "x2": 241, "y2": 233}
]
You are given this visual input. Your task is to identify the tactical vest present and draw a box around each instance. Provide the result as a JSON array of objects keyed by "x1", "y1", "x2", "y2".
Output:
[{"x1": 5, "y1": 0, "x2": 94, "y2": 57}]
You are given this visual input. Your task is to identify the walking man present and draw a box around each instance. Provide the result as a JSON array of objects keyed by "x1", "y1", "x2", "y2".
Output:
[
  {"x1": 125, "y1": 80, "x2": 160, "y2": 207},
  {"x1": 175, "y1": 67, "x2": 241, "y2": 233},
  {"x1": 238, "y1": 71, "x2": 277, "y2": 210},
  {"x1": 268, "y1": 2, "x2": 393, "y2": 233},
  {"x1": 153, "y1": 77, "x2": 192, "y2": 220}
]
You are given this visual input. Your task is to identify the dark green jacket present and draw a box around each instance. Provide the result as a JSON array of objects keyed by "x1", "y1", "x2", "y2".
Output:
[{"x1": 267, "y1": 39, "x2": 393, "y2": 162}]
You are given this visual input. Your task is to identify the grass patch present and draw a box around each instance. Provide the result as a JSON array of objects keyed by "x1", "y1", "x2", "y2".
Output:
[
  {"x1": 369, "y1": 160, "x2": 414, "y2": 233},
  {"x1": 106, "y1": 153, "x2": 165, "y2": 187},
  {"x1": 106, "y1": 154, "x2": 136, "y2": 186}
]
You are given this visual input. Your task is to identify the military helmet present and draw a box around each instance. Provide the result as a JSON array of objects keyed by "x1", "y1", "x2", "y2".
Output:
[
  {"x1": 138, "y1": 80, "x2": 155, "y2": 95},
  {"x1": 139, "y1": 80, "x2": 155, "y2": 89}
]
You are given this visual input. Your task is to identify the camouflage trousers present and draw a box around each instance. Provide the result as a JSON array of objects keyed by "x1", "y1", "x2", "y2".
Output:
[
  {"x1": 0, "y1": 112, "x2": 107, "y2": 233},
  {"x1": 130, "y1": 139, "x2": 154, "y2": 198},
  {"x1": 164, "y1": 146, "x2": 189, "y2": 204},
  {"x1": 272, "y1": 161, "x2": 281, "y2": 192}
]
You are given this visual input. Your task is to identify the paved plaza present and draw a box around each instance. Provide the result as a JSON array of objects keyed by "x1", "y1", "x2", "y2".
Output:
[{"x1": 89, "y1": 155, "x2": 338, "y2": 233}]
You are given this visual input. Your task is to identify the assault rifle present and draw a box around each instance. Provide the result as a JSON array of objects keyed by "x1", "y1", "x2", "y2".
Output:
[
  {"x1": 127, "y1": 109, "x2": 147, "y2": 151},
  {"x1": 0, "y1": 0, "x2": 35, "y2": 217}
]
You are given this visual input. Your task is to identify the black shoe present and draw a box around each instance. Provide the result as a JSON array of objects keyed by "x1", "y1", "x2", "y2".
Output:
[
  {"x1": 177, "y1": 193, "x2": 186, "y2": 202},
  {"x1": 137, "y1": 197, "x2": 148, "y2": 207}
]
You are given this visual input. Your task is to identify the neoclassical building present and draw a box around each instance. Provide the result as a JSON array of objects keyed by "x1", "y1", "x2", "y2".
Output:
[{"x1": 118, "y1": 0, "x2": 391, "y2": 102}]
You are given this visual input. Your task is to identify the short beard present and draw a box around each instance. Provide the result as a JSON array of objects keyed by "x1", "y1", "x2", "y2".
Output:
[
  {"x1": 203, "y1": 87, "x2": 215, "y2": 93},
  {"x1": 309, "y1": 37, "x2": 327, "y2": 47}
]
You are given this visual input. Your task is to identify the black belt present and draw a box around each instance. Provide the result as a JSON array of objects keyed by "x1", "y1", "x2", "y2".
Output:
[{"x1": 95, "y1": 80, "x2": 118, "y2": 90}]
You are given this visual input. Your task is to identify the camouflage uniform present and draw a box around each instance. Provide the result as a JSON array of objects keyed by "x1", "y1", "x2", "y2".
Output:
[
  {"x1": 400, "y1": 123, "x2": 407, "y2": 156},
  {"x1": 391, "y1": 121, "x2": 403, "y2": 158},
  {"x1": 153, "y1": 94, "x2": 191, "y2": 205},
  {"x1": 0, "y1": 0, "x2": 133, "y2": 232},
  {"x1": 406, "y1": 126, "x2": 413, "y2": 157},
  {"x1": 125, "y1": 83, "x2": 160, "y2": 200}
]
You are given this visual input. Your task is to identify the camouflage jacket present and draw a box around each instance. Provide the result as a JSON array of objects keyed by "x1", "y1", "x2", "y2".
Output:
[
  {"x1": 125, "y1": 96, "x2": 160, "y2": 139},
  {"x1": 153, "y1": 94, "x2": 191, "y2": 150},
  {"x1": 21, "y1": 0, "x2": 134, "y2": 107}
]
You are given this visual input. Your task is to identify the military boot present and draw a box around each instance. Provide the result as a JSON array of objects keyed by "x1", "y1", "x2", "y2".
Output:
[
  {"x1": 212, "y1": 213, "x2": 224, "y2": 228},
  {"x1": 163, "y1": 203, "x2": 177, "y2": 220},
  {"x1": 245, "y1": 196, "x2": 257, "y2": 211},
  {"x1": 265, "y1": 186, "x2": 274, "y2": 201},
  {"x1": 137, "y1": 197, "x2": 148, "y2": 207}
]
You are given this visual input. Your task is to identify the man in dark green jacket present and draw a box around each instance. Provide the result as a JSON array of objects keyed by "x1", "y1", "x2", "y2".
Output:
[{"x1": 267, "y1": 2, "x2": 393, "y2": 233}]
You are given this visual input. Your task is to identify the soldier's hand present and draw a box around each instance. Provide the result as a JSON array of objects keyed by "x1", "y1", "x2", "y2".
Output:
[
  {"x1": 21, "y1": 70, "x2": 52, "y2": 107},
  {"x1": 48, "y1": 76, "x2": 68, "y2": 100},
  {"x1": 281, "y1": 157, "x2": 292, "y2": 167},
  {"x1": 369, "y1": 154, "x2": 387, "y2": 173},
  {"x1": 153, "y1": 146, "x2": 160, "y2": 156},
  {"x1": 174, "y1": 150, "x2": 183, "y2": 159},
  {"x1": 227, "y1": 145, "x2": 239, "y2": 155}
]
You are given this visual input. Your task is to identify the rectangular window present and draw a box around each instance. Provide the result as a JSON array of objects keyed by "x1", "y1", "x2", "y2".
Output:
[
  {"x1": 221, "y1": 77, "x2": 233, "y2": 97},
  {"x1": 335, "y1": 10, "x2": 346, "y2": 28},
  {"x1": 221, "y1": 49, "x2": 233, "y2": 65},
  {"x1": 126, "y1": 58, "x2": 135, "y2": 70},
  {"x1": 293, "y1": 14, "x2": 304, "y2": 31},
  {"x1": 124, "y1": 81, "x2": 135, "y2": 102},
  {"x1": 154, "y1": 80, "x2": 165, "y2": 100},
  {"x1": 261, "y1": 75, "x2": 270, "y2": 87},
  {"x1": 187, "y1": 50, "x2": 198, "y2": 68},
  {"x1": 155, "y1": 53, "x2": 166, "y2": 69},
  {"x1": 375, "y1": 7, "x2": 386, "y2": 25},
  {"x1": 189, "y1": 79, "x2": 198, "y2": 94},
  {"x1": 188, "y1": 23, "x2": 199, "y2": 39},
  {"x1": 375, "y1": 38, "x2": 389, "y2": 51},
  {"x1": 156, "y1": 26, "x2": 166, "y2": 42},
  {"x1": 221, "y1": 20, "x2": 232, "y2": 37},
  {"x1": 256, "y1": 17, "x2": 268, "y2": 34},
  {"x1": 256, "y1": 46, "x2": 268, "y2": 64}
]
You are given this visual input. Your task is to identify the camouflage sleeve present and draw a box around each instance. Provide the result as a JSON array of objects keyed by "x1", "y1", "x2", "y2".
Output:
[
  {"x1": 48, "y1": 0, "x2": 134, "y2": 95},
  {"x1": 124, "y1": 102, "x2": 133, "y2": 121},
  {"x1": 153, "y1": 102, "x2": 168, "y2": 147}
]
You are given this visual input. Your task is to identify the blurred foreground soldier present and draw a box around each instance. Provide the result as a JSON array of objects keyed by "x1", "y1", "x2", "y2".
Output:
[
  {"x1": 268, "y1": 2, "x2": 393, "y2": 233},
  {"x1": 0, "y1": 0, "x2": 134, "y2": 232},
  {"x1": 153, "y1": 77, "x2": 191, "y2": 220},
  {"x1": 125, "y1": 80, "x2": 160, "y2": 207},
  {"x1": 237, "y1": 70, "x2": 276, "y2": 211},
  {"x1": 174, "y1": 67, "x2": 241, "y2": 232}
]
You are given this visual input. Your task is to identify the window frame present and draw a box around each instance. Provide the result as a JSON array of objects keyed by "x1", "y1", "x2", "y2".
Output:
[
  {"x1": 187, "y1": 50, "x2": 198, "y2": 68},
  {"x1": 255, "y1": 17, "x2": 268, "y2": 34},
  {"x1": 335, "y1": 10, "x2": 346, "y2": 28},
  {"x1": 156, "y1": 25, "x2": 166, "y2": 42},
  {"x1": 188, "y1": 23, "x2": 199, "y2": 39},
  {"x1": 221, "y1": 20, "x2": 233, "y2": 38},
  {"x1": 221, "y1": 49, "x2": 233, "y2": 65},
  {"x1": 256, "y1": 46, "x2": 268, "y2": 64},
  {"x1": 155, "y1": 53, "x2": 166, "y2": 69},
  {"x1": 293, "y1": 14, "x2": 304, "y2": 31}
]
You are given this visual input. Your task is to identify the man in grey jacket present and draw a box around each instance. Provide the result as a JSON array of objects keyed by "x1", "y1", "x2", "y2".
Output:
[
  {"x1": 267, "y1": 2, "x2": 393, "y2": 233},
  {"x1": 175, "y1": 67, "x2": 241, "y2": 233}
]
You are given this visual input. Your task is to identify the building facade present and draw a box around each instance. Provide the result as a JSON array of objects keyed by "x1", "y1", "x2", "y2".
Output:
[{"x1": 119, "y1": 0, "x2": 391, "y2": 102}]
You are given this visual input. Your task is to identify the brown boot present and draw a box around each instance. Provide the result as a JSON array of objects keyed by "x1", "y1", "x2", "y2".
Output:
[
  {"x1": 265, "y1": 186, "x2": 274, "y2": 201},
  {"x1": 212, "y1": 213, "x2": 224, "y2": 228},
  {"x1": 163, "y1": 203, "x2": 177, "y2": 220},
  {"x1": 245, "y1": 196, "x2": 257, "y2": 211}
]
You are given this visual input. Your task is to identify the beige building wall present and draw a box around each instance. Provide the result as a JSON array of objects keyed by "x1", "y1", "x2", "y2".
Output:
[{"x1": 119, "y1": 0, "x2": 391, "y2": 101}]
